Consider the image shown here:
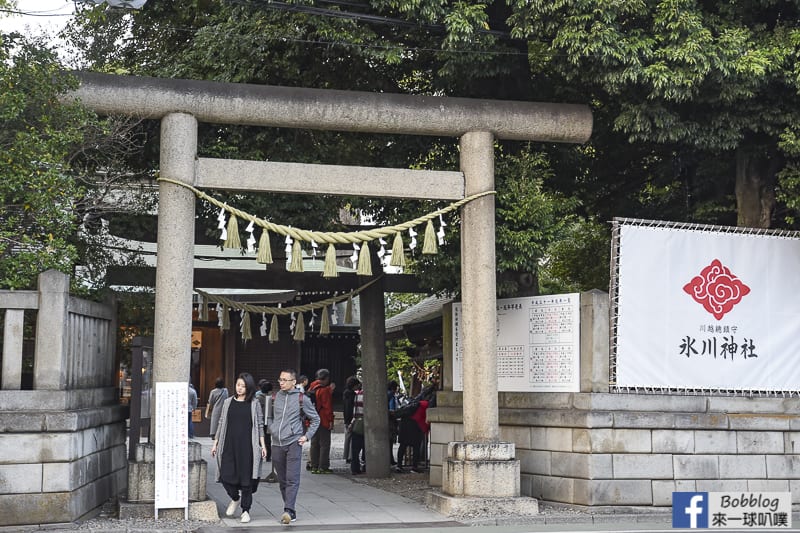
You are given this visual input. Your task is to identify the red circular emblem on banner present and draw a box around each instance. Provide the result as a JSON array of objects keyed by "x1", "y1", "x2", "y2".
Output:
[{"x1": 683, "y1": 259, "x2": 750, "y2": 320}]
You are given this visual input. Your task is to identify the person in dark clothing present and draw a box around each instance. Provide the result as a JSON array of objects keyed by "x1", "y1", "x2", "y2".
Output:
[
  {"x1": 342, "y1": 376, "x2": 360, "y2": 464},
  {"x1": 349, "y1": 384, "x2": 365, "y2": 475},
  {"x1": 395, "y1": 399, "x2": 429, "y2": 474},
  {"x1": 211, "y1": 373, "x2": 267, "y2": 524},
  {"x1": 255, "y1": 379, "x2": 273, "y2": 461},
  {"x1": 308, "y1": 368, "x2": 335, "y2": 473},
  {"x1": 387, "y1": 380, "x2": 399, "y2": 465}
]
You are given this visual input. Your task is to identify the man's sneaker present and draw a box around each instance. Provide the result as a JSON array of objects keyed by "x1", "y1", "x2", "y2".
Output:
[
  {"x1": 225, "y1": 500, "x2": 238, "y2": 516},
  {"x1": 240, "y1": 511, "x2": 251, "y2": 523},
  {"x1": 318, "y1": 468, "x2": 334, "y2": 474},
  {"x1": 410, "y1": 468, "x2": 422, "y2": 474},
  {"x1": 280, "y1": 508, "x2": 297, "y2": 524}
]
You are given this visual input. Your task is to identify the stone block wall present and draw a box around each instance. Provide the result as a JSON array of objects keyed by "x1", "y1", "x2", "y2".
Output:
[
  {"x1": 127, "y1": 441, "x2": 207, "y2": 503},
  {"x1": 433, "y1": 289, "x2": 800, "y2": 508},
  {"x1": 0, "y1": 271, "x2": 126, "y2": 526},
  {"x1": 428, "y1": 391, "x2": 800, "y2": 507},
  {"x1": 0, "y1": 389, "x2": 128, "y2": 525}
]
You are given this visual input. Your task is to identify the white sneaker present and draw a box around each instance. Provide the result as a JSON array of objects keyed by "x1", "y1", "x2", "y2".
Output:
[
  {"x1": 240, "y1": 511, "x2": 251, "y2": 523},
  {"x1": 280, "y1": 511, "x2": 291, "y2": 524},
  {"x1": 225, "y1": 500, "x2": 238, "y2": 516}
]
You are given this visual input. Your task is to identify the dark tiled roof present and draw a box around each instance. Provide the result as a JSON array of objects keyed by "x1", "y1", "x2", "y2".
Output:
[{"x1": 385, "y1": 295, "x2": 452, "y2": 334}]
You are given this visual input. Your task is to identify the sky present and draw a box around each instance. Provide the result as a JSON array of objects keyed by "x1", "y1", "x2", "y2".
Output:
[{"x1": 0, "y1": 0, "x2": 76, "y2": 40}]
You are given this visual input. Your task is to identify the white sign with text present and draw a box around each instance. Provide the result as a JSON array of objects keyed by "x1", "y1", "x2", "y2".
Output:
[
  {"x1": 154, "y1": 382, "x2": 188, "y2": 513},
  {"x1": 452, "y1": 294, "x2": 580, "y2": 392}
]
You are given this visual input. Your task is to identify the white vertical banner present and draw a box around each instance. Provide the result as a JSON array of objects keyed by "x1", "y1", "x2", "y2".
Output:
[
  {"x1": 154, "y1": 382, "x2": 189, "y2": 515},
  {"x1": 615, "y1": 222, "x2": 800, "y2": 391}
]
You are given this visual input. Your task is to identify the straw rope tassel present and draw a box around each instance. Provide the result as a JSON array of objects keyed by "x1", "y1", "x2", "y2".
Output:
[
  {"x1": 345, "y1": 295, "x2": 353, "y2": 323},
  {"x1": 323, "y1": 243, "x2": 338, "y2": 278},
  {"x1": 293, "y1": 312, "x2": 306, "y2": 341},
  {"x1": 221, "y1": 305, "x2": 230, "y2": 330},
  {"x1": 224, "y1": 215, "x2": 241, "y2": 249},
  {"x1": 257, "y1": 229, "x2": 273, "y2": 264},
  {"x1": 200, "y1": 295, "x2": 209, "y2": 321},
  {"x1": 357, "y1": 241, "x2": 372, "y2": 276},
  {"x1": 241, "y1": 312, "x2": 252, "y2": 341},
  {"x1": 422, "y1": 219, "x2": 437, "y2": 254},
  {"x1": 390, "y1": 233, "x2": 406, "y2": 267},
  {"x1": 269, "y1": 314, "x2": 279, "y2": 343},
  {"x1": 320, "y1": 305, "x2": 330, "y2": 335},
  {"x1": 288, "y1": 240, "x2": 304, "y2": 272}
]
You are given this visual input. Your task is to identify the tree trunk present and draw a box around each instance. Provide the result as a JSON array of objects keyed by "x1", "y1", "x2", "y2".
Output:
[{"x1": 735, "y1": 146, "x2": 780, "y2": 228}]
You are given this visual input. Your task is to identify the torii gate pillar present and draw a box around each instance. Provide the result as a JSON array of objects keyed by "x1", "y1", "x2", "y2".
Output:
[
  {"x1": 152, "y1": 113, "x2": 197, "y2": 393},
  {"x1": 432, "y1": 132, "x2": 536, "y2": 516}
]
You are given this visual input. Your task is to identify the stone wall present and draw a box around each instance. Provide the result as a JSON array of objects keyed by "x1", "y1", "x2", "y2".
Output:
[
  {"x1": 0, "y1": 389, "x2": 128, "y2": 525},
  {"x1": 428, "y1": 391, "x2": 800, "y2": 507},
  {"x1": 0, "y1": 271, "x2": 127, "y2": 526},
  {"x1": 430, "y1": 290, "x2": 800, "y2": 508}
]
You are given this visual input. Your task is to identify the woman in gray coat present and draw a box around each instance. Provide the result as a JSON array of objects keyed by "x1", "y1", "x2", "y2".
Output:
[
  {"x1": 211, "y1": 373, "x2": 266, "y2": 524},
  {"x1": 205, "y1": 377, "x2": 228, "y2": 439}
]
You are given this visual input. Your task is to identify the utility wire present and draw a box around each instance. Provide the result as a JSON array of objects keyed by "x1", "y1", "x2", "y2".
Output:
[
  {"x1": 0, "y1": 8, "x2": 75, "y2": 17},
  {"x1": 226, "y1": 0, "x2": 513, "y2": 38},
  {"x1": 2, "y1": 1, "x2": 563, "y2": 59}
]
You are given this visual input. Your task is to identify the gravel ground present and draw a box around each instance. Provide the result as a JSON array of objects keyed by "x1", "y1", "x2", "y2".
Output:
[
  {"x1": 349, "y1": 469, "x2": 432, "y2": 505},
  {"x1": 348, "y1": 469, "x2": 587, "y2": 523}
]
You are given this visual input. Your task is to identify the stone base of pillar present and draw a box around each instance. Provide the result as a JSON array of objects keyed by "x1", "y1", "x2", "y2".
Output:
[
  {"x1": 426, "y1": 491, "x2": 539, "y2": 517},
  {"x1": 442, "y1": 441, "x2": 520, "y2": 497},
  {"x1": 118, "y1": 499, "x2": 219, "y2": 521},
  {"x1": 126, "y1": 441, "x2": 207, "y2": 502}
]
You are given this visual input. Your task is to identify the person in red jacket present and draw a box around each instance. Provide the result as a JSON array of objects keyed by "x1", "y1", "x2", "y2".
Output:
[
  {"x1": 395, "y1": 399, "x2": 429, "y2": 473},
  {"x1": 308, "y1": 368, "x2": 335, "y2": 473}
]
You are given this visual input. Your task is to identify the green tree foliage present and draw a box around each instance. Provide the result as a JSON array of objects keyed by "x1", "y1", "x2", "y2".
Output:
[
  {"x1": 64, "y1": 0, "x2": 800, "y2": 295},
  {"x1": 0, "y1": 34, "x2": 87, "y2": 289},
  {"x1": 0, "y1": 29, "x2": 154, "y2": 292},
  {"x1": 385, "y1": 337, "x2": 415, "y2": 387},
  {"x1": 540, "y1": 218, "x2": 611, "y2": 293},
  {"x1": 65, "y1": 0, "x2": 583, "y2": 295},
  {"x1": 506, "y1": 0, "x2": 800, "y2": 229}
]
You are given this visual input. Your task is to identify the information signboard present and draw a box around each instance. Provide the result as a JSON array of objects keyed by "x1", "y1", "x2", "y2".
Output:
[
  {"x1": 154, "y1": 381, "x2": 188, "y2": 517},
  {"x1": 452, "y1": 293, "x2": 580, "y2": 392}
]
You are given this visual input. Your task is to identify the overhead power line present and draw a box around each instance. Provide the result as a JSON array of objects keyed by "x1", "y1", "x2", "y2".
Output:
[{"x1": 228, "y1": 0, "x2": 513, "y2": 39}]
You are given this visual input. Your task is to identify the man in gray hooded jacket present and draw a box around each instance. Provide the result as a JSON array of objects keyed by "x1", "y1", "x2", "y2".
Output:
[{"x1": 268, "y1": 368, "x2": 320, "y2": 524}]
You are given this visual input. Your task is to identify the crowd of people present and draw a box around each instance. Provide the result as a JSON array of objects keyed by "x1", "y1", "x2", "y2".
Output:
[{"x1": 200, "y1": 368, "x2": 438, "y2": 524}]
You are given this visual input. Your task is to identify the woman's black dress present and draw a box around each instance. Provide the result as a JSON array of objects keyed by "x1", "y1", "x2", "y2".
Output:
[{"x1": 220, "y1": 399, "x2": 253, "y2": 487}]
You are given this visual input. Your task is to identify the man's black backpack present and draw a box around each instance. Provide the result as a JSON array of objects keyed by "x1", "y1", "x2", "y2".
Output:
[{"x1": 394, "y1": 399, "x2": 419, "y2": 419}]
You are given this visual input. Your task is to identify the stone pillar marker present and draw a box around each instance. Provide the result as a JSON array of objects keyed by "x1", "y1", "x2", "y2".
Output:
[
  {"x1": 121, "y1": 112, "x2": 216, "y2": 519},
  {"x1": 458, "y1": 131, "x2": 499, "y2": 442},
  {"x1": 432, "y1": 131, "x2": 537, "y2": 516},
  {"x1": 153, "y1": 112, "x2": 197, "y2": 389},
  {"x1": 33, "y1": 270, "x2": 70, "y2": 390},
  {"x1": 359, "y1": 253, "x2": 390, "y2": 477}
]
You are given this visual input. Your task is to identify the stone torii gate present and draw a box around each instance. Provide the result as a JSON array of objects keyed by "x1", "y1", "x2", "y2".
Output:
[{"x1": 70, "y1": 72, "x2": 592, "y2": 510}]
